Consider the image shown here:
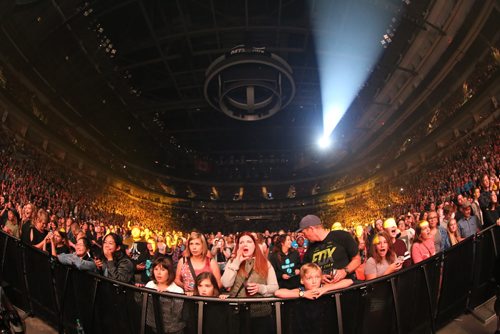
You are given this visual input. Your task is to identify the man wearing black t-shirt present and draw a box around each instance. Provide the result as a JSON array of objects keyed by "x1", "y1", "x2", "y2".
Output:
[{"x1": 298, "y1": 215, "x2": 360, "y2": 284}]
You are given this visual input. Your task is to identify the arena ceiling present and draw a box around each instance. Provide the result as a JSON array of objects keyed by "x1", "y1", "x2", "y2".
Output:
[{"x1": 0, "y1": 0, "x2": 498, "y2": 185}]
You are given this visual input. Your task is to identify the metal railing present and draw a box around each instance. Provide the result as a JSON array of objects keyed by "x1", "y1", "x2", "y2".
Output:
[{"x1": 0, "y1": 225, "x2": 498, "y2": 334}]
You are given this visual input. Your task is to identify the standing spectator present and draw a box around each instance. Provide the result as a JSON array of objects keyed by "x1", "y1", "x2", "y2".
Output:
[
  {"x1": 298, "y1": 215, "x2": 360, "y2": 284},
  {"x1": 20, "y1": 203, "x2": 35, "y2": 244},
  {"x1": 210, "y1": 238, "x2": 231, "y2": 274},
  {"x1": 364, "y1": 232, "x2": 403, "y2": 280},
  {"x1": 221, "y1": 232, "x2": 278, "y2": 333},
  {"x1": 383, "y1": 218, "x2": 411, "y2": 268},
  {"x1": 269, "y1": 234, "x2": 301, "y2": 289},
  {"x1": 174, "y1": 232, "x2": 221, "y2": 293},
  {"x1": 411, "y1": 221, "x2": 436, "y2": 264},
  {"x1": 447, "y1": 219, "x2": 461, "y2": 246},
  {"x1": 457, "y1": 201, "x2": 481, "y2": 238},
  {"x1": 294, "y1": 235, "x2": 307, "y2": 262},
  {"x1": 49, "y1": 230, "x2": 71, "y2": 255},
  {"x1": 483, "y1": 190, "x2": 500, "y2": 227},
  {"x1": 56, "y1": 237, "x2": 97, "y2": 272},
  {"x1": 454, "y1": 194, "x2": 466, "y2": 222},
  {"x1": 145, "y1": 257, "x2": 185, "y2": 334},
  {"x1": 471, "y1": 187, "x2": 484, "y2": 226},
  {"x1": 94, "y1": 233, "x2": 134, "y2": 284},
  {"x1": 221, "y1": 232, "x2": 278, "y2": 296},
  {"x1": 427, "y1": 211, "x2": 450, "y2": 253},
  {"x1": 2, "y1": 208, "x2": 20, "y2": 239},
  {"x1": 29, "y1": 209, "x2": 49, "y2": 250},
  {"x1": 478, "y1": 173, "x2": 491, "y2": 212}
]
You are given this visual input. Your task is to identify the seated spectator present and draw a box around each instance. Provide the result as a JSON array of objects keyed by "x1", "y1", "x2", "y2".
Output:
[
  {"x1": 145, "y1": 256, "x2": 185, "y2": 334},
  {"x1": 269, "y1": 234, "x2": 301, "y2": 289},
  {"x1": 411, "y1": 221, "x2": 436, "y2": 264},
  {"x1": 174, "y1": 232, "x2": 221, "y2": 293},
  {"x1": 364, "y1": 232, "x2": 402, "y2": 280},
  {"x1": 457, "y1": 201, "x2": 481, "y2": 238},
  {"x1": 56, "y1": 237, "x2": 97, "y2": 272},
  {"x1": 94, "y1": 233, "x2": 134, "y2": 284}
]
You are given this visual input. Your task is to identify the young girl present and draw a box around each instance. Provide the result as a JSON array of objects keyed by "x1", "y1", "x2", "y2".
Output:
[
  {"x1": 194, "y1": 272, "x2": 220, "y2": 297},
  {"x1": 145, "y1": 257, "x2": 185, "y2": 334}
]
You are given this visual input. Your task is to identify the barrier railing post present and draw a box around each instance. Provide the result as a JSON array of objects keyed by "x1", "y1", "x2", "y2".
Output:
[
  {"x1": 20, "y1": 245, "x2": 33, "y2": 315},
  {"x1": 390, "y1": 277, "x2": 401, "y2": 334},
  {"x1": 48, "y1": 257, "x2": 64, "y2": 334},
  {"x1": 335, "y1": 293, "x2": 344, "y2": 334},
  {"x1": 139, "y1": 292, "x2": 148, "y2": 334},
  {"x1": 196, "y1": 301, "x2": 204, "y2": 334},
  {"x1": 0, "y1": 234, "x2": 8, "y2": 275},
  {"x1": 492, "y1": 227, "x2": 498, "y2": 257},
  {"x1": 275, "y1": 301, "x2": 282, "y2": 334},
  {"x1": 423, "y1": 264, "x2": 437, "y2": 334},
  {"x1": 89, "y1": 277, "x2": 99, "y2": 334}
]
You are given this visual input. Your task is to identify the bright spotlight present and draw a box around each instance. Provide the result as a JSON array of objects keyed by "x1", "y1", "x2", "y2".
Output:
[{"x1": 317, "y1": 135, "x2": 331, "y2": 149}]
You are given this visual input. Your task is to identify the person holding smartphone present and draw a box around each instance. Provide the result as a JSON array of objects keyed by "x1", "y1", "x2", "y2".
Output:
[{"x1": 364, "y1": 231, "x2": 402, "y2": 280}]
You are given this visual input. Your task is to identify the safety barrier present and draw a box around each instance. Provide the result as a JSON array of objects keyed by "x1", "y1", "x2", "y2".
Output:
[{"x1": 0, "y1": 226, "x2": 498, "y2": 334}]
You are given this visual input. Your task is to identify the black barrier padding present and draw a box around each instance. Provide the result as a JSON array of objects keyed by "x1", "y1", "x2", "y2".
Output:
[
  {"x1": 234, "y1": 301, "x2": 276, "y2": 334},
  {"x1": 424, "y1": 256, "x2": 443, "y2": 317},
  {"x1": 394, "y1": 265, "x2": 433, "y2": 334},
  {"x1": 281, "y1": 295, "x2": 337, "y2": 334},
  {"x1": 23, "y1": 246, "x2": 58, "y2": 325},
  {"x1": 340, "y1": 280, "x2": 396, "y2": 334},
  {"x1": 144, "y1": 292, "x2": 192, "y2": 334},
  {"x1": 0, "y1": 236, "x2": 26, "y2": 310},
  {"x1": 93, "y1": 280, "x2": 141, "y2": 334},
  {"x1": 468, "y1": 229, "x2": 497, "y2": 308},
  {"x1": 436, "y1": 237, "x2": 474, "y2": 327},
  {"x1": 0, "y1": 229, "x2": 498, "y2": 334},
  {"x1": 200, "y1": 300, "x2": 240, "y2": 334},
  {"x1": 62, "y1": 268, "x2": 99, "y2": 334},
  {"x1": 51, "y1": 263, "x2": 70, "y2": 332}
]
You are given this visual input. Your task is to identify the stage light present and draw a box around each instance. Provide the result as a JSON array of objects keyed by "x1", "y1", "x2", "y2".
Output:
[
  {"x1": 310, "y1": 0, "x2": 405, "y2": 140},
  {"x1": 317, "y1": 135, "x2": 331, "y2": 149}
]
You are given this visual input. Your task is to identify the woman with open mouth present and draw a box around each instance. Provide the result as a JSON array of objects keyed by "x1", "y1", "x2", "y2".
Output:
[
  {"x1": 221, "y1": 232, "x2": 279, "y2": 333},
  {"x1": 364, "y1": 231, "x2": 402, "y2": 280}
]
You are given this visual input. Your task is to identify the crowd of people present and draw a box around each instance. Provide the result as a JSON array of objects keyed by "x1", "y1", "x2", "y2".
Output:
[{"x1": 0, "y1": 118, "x2": 499, "y2": 332}]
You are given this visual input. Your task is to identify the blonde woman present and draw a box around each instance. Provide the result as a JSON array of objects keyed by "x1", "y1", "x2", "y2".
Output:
[
  {"x1": 447, "y1": 219, "x2": 461, "y2": 246},
  {"x1": 174, "y1": 232, "x2": 221, "y2": 293}
]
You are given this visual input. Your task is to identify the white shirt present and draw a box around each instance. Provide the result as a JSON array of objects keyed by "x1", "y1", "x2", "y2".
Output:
[{"x1": 145, "y1": 281, "x2": 184, "y2": 294}]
